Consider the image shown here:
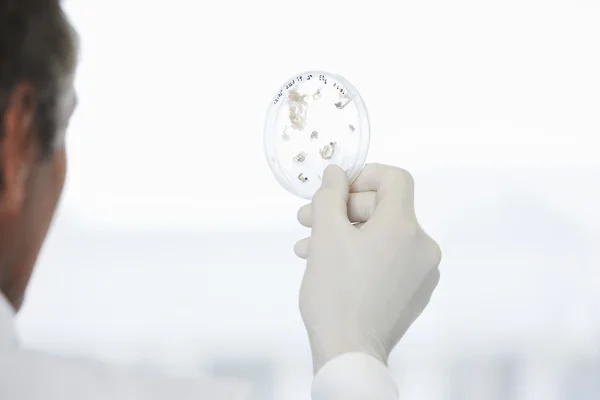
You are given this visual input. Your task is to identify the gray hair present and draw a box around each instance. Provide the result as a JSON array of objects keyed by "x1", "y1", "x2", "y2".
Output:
[{"x1": 0, "y1": 0, "x2": 77, "y2": 172}]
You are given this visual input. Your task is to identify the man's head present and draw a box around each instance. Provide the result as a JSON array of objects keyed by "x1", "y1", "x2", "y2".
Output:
[{"x1": 0, "y1": 0, "x2": 78, "y2": 311}]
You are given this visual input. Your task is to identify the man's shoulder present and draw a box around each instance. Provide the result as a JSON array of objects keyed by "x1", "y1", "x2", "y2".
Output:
[{"x1": 0, "y1": 293, "x2": 17, "y2": 350}]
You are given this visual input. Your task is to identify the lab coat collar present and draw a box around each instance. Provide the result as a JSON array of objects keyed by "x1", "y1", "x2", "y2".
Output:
[{"x1": 0, "y1": 291, "x2": 18, "y2": 349}]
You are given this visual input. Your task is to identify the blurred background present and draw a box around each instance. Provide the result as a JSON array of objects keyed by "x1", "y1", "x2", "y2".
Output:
[{"x1": 14, "y1": 0, "x2": 600, "y2": 398}]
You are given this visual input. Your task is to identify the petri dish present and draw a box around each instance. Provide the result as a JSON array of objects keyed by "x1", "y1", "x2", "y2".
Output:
[{"x1": 263, "y1": 71, "x2": 370, "y2": 199}]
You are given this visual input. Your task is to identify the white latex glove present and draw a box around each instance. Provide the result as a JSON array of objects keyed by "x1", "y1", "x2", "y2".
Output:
[{"x1": 295, "y1": 163, "x2": 442, "y2": 373}]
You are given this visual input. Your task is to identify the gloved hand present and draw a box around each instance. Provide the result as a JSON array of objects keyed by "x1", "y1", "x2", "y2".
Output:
[{"x1": 295, "y1": 163, "x2": 442, "y2": 374}]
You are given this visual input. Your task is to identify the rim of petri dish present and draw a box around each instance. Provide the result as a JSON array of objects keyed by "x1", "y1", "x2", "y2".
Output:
[{"x1": 263, "y1": 70, "x2": 370, "y2": 199}]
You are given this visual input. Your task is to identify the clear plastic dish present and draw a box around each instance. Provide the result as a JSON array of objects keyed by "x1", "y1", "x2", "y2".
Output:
[{"x1": 263, "y1": 71, "x2": 370, "y2": 199}]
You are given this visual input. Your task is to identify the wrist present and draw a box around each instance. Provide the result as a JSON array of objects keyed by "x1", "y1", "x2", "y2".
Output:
[
  {"x1": 312, "y1": 353, "x2": 399, "y2": 400},
  {"x1": 307, "y1": 326, "x2": 388, "y2": 374}
]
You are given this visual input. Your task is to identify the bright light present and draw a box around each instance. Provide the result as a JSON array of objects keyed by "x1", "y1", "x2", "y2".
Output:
[{"x1": 60, "y1": 0, "x2": 600, "y2": 230}]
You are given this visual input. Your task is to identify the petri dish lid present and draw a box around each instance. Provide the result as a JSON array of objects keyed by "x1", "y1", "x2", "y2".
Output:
[{"x1": 263, "y1": 71, "x2": 370, "y2": 199}]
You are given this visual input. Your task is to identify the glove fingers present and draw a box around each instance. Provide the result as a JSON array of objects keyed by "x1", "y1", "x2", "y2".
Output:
[
  {"x1": 294, "y1": 237, "x2": 310, "y2": 260},
  {"x1": 310, "y1": 165, "x2": 351, "y2": 234},
  {"x1": 351, "y1": 163, "x2": 414, "y2": 206},
  {"x1": 297, "y1": 191, "x2": 377, "y2": 228},
  {"x1": 294, "y1": 223, "x2": 365, "y2": 260},
  {"x1": 353, "y1": 164, "x2": 416, "y2": 234},
  {"x1": 349, "y1": 163, "x2": 404, "y2": 194}
]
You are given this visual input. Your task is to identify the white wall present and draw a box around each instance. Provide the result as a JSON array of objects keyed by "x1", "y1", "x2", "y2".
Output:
[{"x1": 58, "y1": 0, "x2": 600, "y2": 230}]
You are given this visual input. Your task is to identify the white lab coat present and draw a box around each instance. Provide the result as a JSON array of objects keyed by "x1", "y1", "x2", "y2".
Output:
[{"x1": 0, "y1": 294, "x2": 399, "y2": 399}]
